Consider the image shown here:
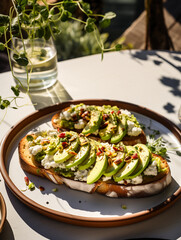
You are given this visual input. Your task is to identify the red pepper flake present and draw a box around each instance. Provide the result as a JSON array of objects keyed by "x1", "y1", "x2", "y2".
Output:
[
  {"x1": 62, "y1": 141, "x2": 68, "y2": 148},
  {"x1": 118, "y1": 146, "x2": 124, "y2": 152},
  {"x1": 69, "y1": 151, "x2": 77, "y2": 155},
  {"x1": 96, "y1": 151, "x2": 102, "y2": 156},
  {"x1": 85, "y1": 133, "x2": 91, "y2": 137},
  {"x1": 39, "y1": 186, "x2": 45, "y2": 192},
  {"x1": 103, "y1": 114, "x2": 109, "y2": 121},
  {"x1": 24, "y1": 176, "x2": 29, "y2": 186},
  {"x1": 59, "y1": 132, "x2": 66, "y2": 138},
  {"x1": 107, "y1": 151, "x2": 112, "y2": 156},
  {"x1": 113, "y1": 146, "x2": 118, "y2": 151},
  {"x1": 111, "y1": 110, "x2": 114, "y2": 114},
  {"x1": 132, "y1": 153, "x2": 138, "y2": 159},
  {"x1": 117, "y1": 110, "x2": 121, "y2": 115},
  {"x1": 100, "y1": 146, "x2": 105, "y2": 151},
  {"x1": 57, "y1": 128, "x2": 60, "y2": 132}
]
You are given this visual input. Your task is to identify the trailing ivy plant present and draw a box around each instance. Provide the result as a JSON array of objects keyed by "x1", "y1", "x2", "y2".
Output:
[{"x1": 0, "y1": 0, "x2": 122, "y2": 114}]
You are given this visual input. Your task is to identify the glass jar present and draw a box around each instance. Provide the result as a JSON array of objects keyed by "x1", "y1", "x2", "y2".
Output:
[{"x1": 11, "y1": 37, "x2": 58, "y2": 91}]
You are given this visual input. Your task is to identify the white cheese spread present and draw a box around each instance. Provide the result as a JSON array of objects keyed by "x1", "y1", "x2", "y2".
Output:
[
  {"x1": 120, "y1": 109, "x2": 132, "y2": 117},
  {"x1": 41, "y1": 155, "x2": 59, "y2": 169},
  {"x1": 118, "y1": 175, "x2": 143, "y2": 185},
  {"x1": 74, "y1": 170, "x2": 88, "y2": 181},
  {"x1": 144, "y1": 160, "x2": 158, "y2": 176},
  {"x1": 131, "y1": 175, "x2": 143, "y2": 184},
  {"x1": 127, "y1": 120, "x2": 142, "y2": 136},
  {"x1": 74, "y1": 119, "x2": 86, "y2": 129},
  {"x1": 29, "y1": 145, "x2": 43, "y2": 155}
]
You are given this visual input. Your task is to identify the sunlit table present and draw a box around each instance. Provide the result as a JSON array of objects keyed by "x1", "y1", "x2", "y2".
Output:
[{"x1": 0, "y1": 50, "x2": 181, "y2": 240}]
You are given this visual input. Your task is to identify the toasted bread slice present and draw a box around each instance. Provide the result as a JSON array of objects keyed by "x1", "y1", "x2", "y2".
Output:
[
  {"x1": 51, "y1": 106, "x2": 147, "y2": 146},
  {"x1": 19, "y1": 135, "x2": 171, "y2": 198}
]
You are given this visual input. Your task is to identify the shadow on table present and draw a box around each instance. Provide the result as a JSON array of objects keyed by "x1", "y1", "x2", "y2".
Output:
[
  {"x1": 129, "y1": 50, "x2": 181, "y2": 129},
  {"x1": 130, "y1": 50, "x2": 181, "y2": 73},
  {"x1": 25, "y1": 80, "x2": 73, "y2": 111},
  {"x1": 0, "y1": 219, "x2": 15, "y2": 240},
  {"x1": 160, "y1": 76, "x2": 181, "y2": 97}
]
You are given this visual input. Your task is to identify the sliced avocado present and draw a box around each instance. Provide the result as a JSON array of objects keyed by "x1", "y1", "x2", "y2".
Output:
[
  {"x1": 78, "y1": 141, "x2": 96, "y2": 170},
  {"x1": 59, "y1": 119, "x2": 75, "y2": 130},
  {"x1": 113, "y1": 146, "x2": 139, "y2": 182},
  {"x1": 87, "y1": 154, "x2": 108, "y2": 184},
  {"x1": 104, "y1": 151, "x2": 125, "y2": 177},
  {"x1": 82, "y1": 110, "x2": 102, "y2": 135},
  {"x1": 65, "y1": 138, "x2": 90, "y2": 168},
  {"x1": 53, "y1": 135, "x2": 80, "y2": 163},
  {"x1": 110, "y1": 115, "x2": 127, "y2": 144},
  {"x1": 126, "y1": 144, "x2": 151, "y2": 179},
  {"x1": 99, "y1": 111, "x2": 117, "y2": 141}
]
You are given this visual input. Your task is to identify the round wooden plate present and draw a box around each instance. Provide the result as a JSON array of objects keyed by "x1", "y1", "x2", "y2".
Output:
[{"x1": 0, "y1": 99, "x2": 181, "y2": 227}]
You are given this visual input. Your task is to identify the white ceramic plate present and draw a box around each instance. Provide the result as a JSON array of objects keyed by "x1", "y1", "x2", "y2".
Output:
[{"x1": 1, "y1": 99, "x2": 181, "y2": 227}]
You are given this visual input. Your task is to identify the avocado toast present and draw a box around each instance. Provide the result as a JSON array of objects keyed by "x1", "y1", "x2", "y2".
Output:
[
  {"x1": 19, "y1": 129, "x2": 171, "y2": 198},
  {"x1": 51, "y1": 104, "x2": 147, "y2": 146}
]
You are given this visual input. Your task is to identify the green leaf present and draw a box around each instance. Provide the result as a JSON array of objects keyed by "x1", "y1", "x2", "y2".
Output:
[
  {"x1": 0, "y1": 42, "x2": 5, "y2": 51},
  {"x1": 0, "y1": 105, "x2": 5, "y2": 110},
  {"x1": 17, "y1": 57, "x2": 29, "y2": 66},
  {"x1": 63, "y1": 1, "x2": 77, "y2": 13},
  {"x1": 20, "y1": 14, "x2": 30, "y2": 26},
  {"x1": 40, "y1": 7, "x2": 49, "y2": 20},
  {"x1": 13, "y1": 53, "x2": 29, "y2": 66},
  {"x1": 99, "y1": 12, "x2": 116, "y2": 29},
  {"x1": 0, "y1": 26, "x2": 6, "y2": 37},
  {"x1": 44, "y1": 26, "x2": 51, "y2": 40},
  {"x1": 115, "y1": 44, "x2": 122, "y2": 51},
  {"x1": 40, "y1": 49, "x2": 47, "y2": 57},
  {"x1": 1, "y1": 100, "x2": 10, "y2": 109},
  {"x1": 0, "y1": 14, "x2": 9, "y2": 26},
  {"x1": 37, "y1": 27, "x2": 44, "y2": 38},
  {"x1": 85, "y1": 18, "x2": 96, "y2": 33},
  {"x1": 11, "y1": 18, "x2": 20, "y2": 36},
  {"x1": 81, "y1": 2, "x2": 92, "y2": 14},
  {"x1": 104, "y1": 12, "x2": 116, "y2": 20},
  {"x1": 11, "y1": 85, "x2": 20, "y2": 96},
  {"x1": 17, "y1": 0, "x2": 28, "y2": 12},
  {"x1": 99, "y1": 18, "x2": 111, "y2": 29},
  {"x1": 13, "y1": 54, "x2": 19, "y2": 60},
  {"x1": 61, "y1": 10, "x2": 72, "y2": 22}
]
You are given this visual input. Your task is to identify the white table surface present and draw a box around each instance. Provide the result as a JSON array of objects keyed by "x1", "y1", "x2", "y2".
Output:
[{"x1": 0, "y1": 50, "x2": 181, "y2": 240}]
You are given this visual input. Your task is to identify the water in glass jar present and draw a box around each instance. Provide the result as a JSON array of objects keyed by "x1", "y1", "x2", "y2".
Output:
[{"x1": 12, "y1": 38, "x2": 58, "y2": 91}]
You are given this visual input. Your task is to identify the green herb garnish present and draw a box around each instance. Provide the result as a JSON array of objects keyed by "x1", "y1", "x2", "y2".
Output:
[
  {"x1": 146, "y1": 136, "x2": 167, "y2": 157},
  {"x1": 26, "y1": 135, "x2": 34, "y2": 141},
  {"x1": 28, "y1": 182, "x2": 35, "y2": 191}
]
